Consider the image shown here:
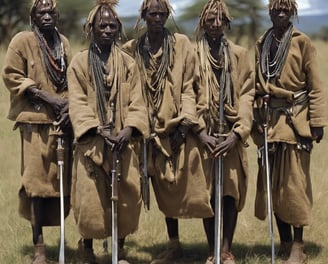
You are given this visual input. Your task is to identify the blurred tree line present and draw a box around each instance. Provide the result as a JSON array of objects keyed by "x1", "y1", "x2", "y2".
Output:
[{"x1": 0, "y1": 0, "x2": 93, "y2": 46}]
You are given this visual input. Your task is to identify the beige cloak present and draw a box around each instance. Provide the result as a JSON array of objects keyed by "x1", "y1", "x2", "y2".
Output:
[
  {"x1": 2, "y1": 31, "x2": 72, "y2": 226},
  {"x1": 123, "y1": 33, "x2": 213, "y2": 218},
  {"x1": 253, "y1": 27, "x2": 328, "y2": 226},
  {"x1": 68, "y1": 46, "x2": 149, "y2": 239}
]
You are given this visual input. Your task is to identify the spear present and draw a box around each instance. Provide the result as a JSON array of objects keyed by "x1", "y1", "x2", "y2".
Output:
[
  {"x1": 56, "y1": 131, "x2": 65, "y2": 264},
  {"x1": 262, "y1": 94, "x2": 275, "y2": 264}
]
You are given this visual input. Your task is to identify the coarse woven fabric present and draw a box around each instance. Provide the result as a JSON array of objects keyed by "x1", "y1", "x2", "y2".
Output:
[
  {"x1": 195, "y1": 39, "x2": 255, "y2": 211},
  {"x1": 2, "y1": 31, "x2": 71, "y2": 123},
  {"x1": 123, "y1": 33, "x2": 213, "y2": 218},
  {"x1": 18, "y1": 124, "x2": 72, "y2": 226},
  {"x1": 255, "y1": 143, "x2": 312, "y2": 226},
  {"x1": 2, "y1": 30, "x2": 72, "y2": 226},
  {"x1": 252, "y1": 27, "x2": 328, "y2": 145},
  {"x1": 68, "y1": 46, "x2": 149, "y2": 238}
]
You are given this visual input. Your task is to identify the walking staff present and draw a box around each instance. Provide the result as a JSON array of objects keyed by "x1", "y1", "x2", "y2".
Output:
[
  {"x1": 56, "y1": 129, "x2": 65, "y2": 264},
  {"x1": 262, "y1": 95, "x2": 275, "y2": 264},
  {"x1": 109, "y1": 102, "x2": 119, "y2": 264}
]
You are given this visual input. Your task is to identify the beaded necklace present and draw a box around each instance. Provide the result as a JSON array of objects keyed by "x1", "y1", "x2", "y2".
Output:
[
  {"x1": 260, "y1": 24, "x2": 293, "y2": 80},
  {"x1": 89, "y1": 42, "x2": 120, "y2": 126},
  {"x1": 137, "y1": 28, "x2": 174, "y2": 115},
  {"x1": 207, "y1": 49, "x2": 224, "y2": 71},
  {"x1": 33, "y1": 25, "x2": 67, "y2": 92},
  {"x1": 198, "y1": 35, "x2": 233, "y2": 135}
]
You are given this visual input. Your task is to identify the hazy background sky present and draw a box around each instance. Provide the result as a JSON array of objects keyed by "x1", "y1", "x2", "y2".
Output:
[
  {"x1": 115, "y1": 0, "x2": 328, "y2": 17},
  {"x1": 116, "y1": 0, "x2": 190, "y2": 16}
]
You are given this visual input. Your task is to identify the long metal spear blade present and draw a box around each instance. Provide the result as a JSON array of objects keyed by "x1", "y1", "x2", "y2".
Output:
[
  {"x1": 111, "y1": 152, "x2": 119, "y2": 264},
  {"x1": 214, "y1": 157, "x2": 223, "y2": 264},
  {"x1": 263, "y1": 96, "x2": 275, "y2": 264},
  {"x1": 57, "y1": 137, "x2": 65, "y2": 264}
]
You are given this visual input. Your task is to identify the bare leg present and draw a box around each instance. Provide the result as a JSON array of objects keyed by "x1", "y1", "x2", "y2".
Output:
[
  {"x1": 275, "y1": 214, "x2": 293, "y2": 257},
  {"x1": 151, "y1": 218, "x2": 181, "y2": 263},
  {"x1": 31, "y1": 197, "x2": 46, "y2": 263},
  {"x1": 203, "y1": 195, "x2": 237, "y2": 263},
  {"x1": 203, "y1": 186, "x2": 216, "y2": 255},
  {"x1": 222, "y1": 196, "x2": 238, "y2": 253},
  {"x1": 79, "y1": 238, "x2": 97, "y2": 263},
  {"x1": 203, "y1": 216, "x2": 215, "y2": 255},
  {"x1": 83, "y1": 238, "x2": 93, "y2": 249},
  {"x1": 286, "y1": 226, "x2": 306, "y2": 263},
  {"x1": 165, "y1": 217, "x2": 179, "y2": 240},
  {"x1": 119, "y1": 238, "x2": 126, "y2": 259},
  {"x1": 293, "y1": 226, "x2": 303, "y2": 243},
  {"x1": 275, "y1": 214, "x2": 292, "y2": 243},
  {"x1": 31, "y1": 197, "x2": 44, "y2": 245}
]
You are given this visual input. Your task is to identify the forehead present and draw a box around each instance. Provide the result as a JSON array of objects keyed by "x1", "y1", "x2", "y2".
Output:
[
  {"x1": 206, "y1": 10, "x2": 220, "y2": 19},
  {"x1": 147, "y1": 0, "x2": 168, "y2": 13},
  {"x1": 270, "y1": 0, "x2": 292, "y2": 10},
  {"x1": 272, "y1": 3, "x2": 289, "y2": 9},
  {"x1": 95, "y1": 7, "x2": 117, "y2": 23},
  {"x1": 35, "y1": 0, "x2": 54, "y2": 10}
]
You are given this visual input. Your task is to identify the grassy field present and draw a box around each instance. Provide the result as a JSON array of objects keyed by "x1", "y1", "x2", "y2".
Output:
[{"x1": 0, "y1": 41, "x2": 328, "y2": 264}]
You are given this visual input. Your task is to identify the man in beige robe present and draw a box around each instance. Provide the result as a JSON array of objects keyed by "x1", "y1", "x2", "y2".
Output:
[
  {"x1": 67, "y1": 2, "x2": 149, "y2": 263},
  {"x1": 252, "y1": 0, "x2": 327, "y2": 263},
  {"x1": 123, "y1": 0, "x2": 213, "y2": 263},
  {"x1": 2, "y1": 1, "x2": 72, "y2": 263},
  {"x1": 194, "y1": 1, "x2": 254, "y2": 263}
]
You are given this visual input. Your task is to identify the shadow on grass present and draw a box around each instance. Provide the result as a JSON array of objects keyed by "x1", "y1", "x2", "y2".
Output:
[
  {"x1": 20, "y1": 240, "x2": 323, "y2": 264},
  {"x1": 127, "y1": 240, "x2": 323, "y2": 264},
  {"x1": 233, "y1": 241, "x2": 322, "y2": 261},
  {"x1": 21, "y1": 241, "x2": 79, "y2": 263}
]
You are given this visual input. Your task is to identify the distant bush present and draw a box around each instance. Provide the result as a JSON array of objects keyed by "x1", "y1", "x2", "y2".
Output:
[{"x1": 310, "y1": 26, "x2": 328, "y2": 42}]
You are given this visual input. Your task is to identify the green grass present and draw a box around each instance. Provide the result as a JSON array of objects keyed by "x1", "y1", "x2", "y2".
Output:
[{"x1": 1, "y1": 41, "x2": 328, "y2": 263}]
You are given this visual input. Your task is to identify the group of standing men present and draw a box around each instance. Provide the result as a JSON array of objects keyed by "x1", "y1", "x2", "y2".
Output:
[{"x1": 1, "y1": 0, "x2": 327, "y2": 264}]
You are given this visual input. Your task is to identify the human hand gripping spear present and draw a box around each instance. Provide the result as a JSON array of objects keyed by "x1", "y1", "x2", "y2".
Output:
[
  {"x1": 55, "y1": 127, "x2": 65, "y2": 264},
  {"x1": 262, "y1": 94, "x2": 275, "y2": 264}
]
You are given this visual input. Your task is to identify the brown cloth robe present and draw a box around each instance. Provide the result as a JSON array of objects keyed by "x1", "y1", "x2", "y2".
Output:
[
  {"x1": 253, "y1": 27, "x2": 328, "y2": 226},
  {"x1": 68, "y1": 46, "x2": 149, "y2": 239},
  {"x1": 2, "y1": 31, "x2": 72, "y2": 226},
  {"x1": 195, "y1": 39, "x2": 255, "y2": 212},
  {"x1": 123, "y1": 33, "x2": 214, "y2": 218}
]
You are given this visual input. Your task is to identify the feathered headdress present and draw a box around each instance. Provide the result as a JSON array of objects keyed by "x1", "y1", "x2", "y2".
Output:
[{"x1": 84, "y1": 0, "x2": 121, "y2": 36}]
